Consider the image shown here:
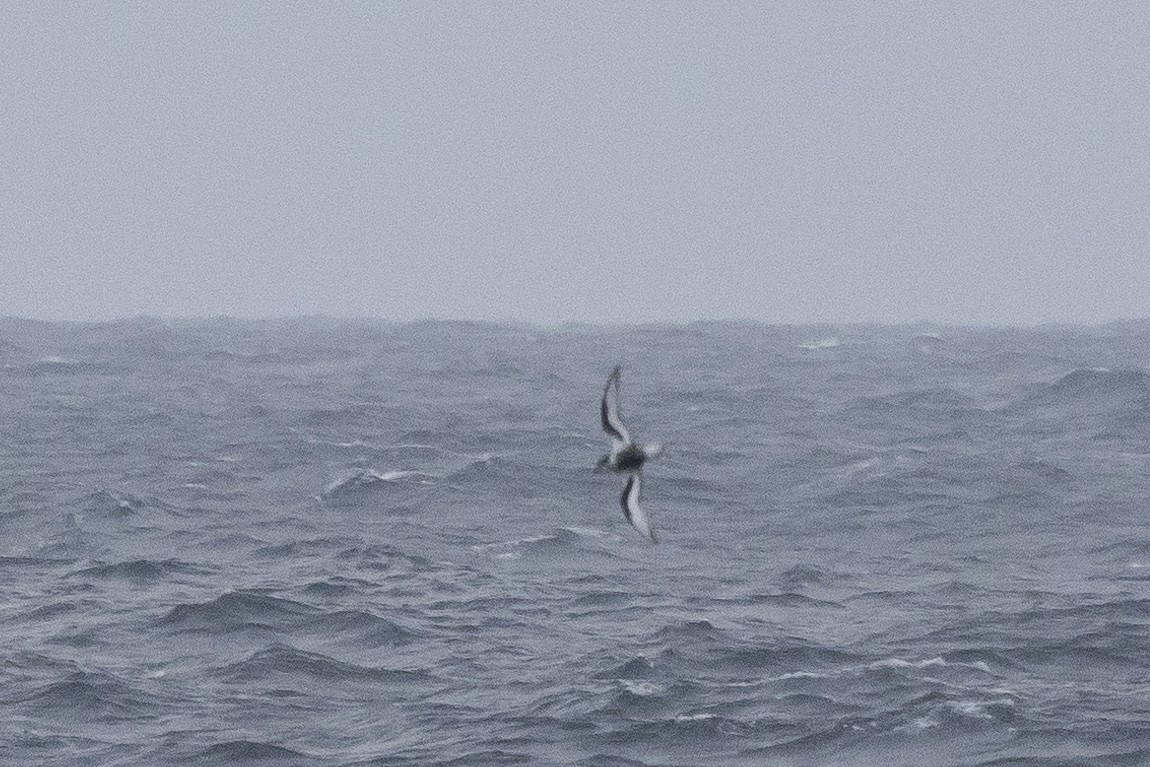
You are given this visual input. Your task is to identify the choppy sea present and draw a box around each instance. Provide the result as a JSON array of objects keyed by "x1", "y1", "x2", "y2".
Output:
[{"x1": 3, "y1": 316, "x2": 1150, "y2": 766}]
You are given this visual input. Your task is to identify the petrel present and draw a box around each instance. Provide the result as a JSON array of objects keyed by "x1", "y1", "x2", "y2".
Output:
[{"x1": 597, "y1": 365, "x2": 661, "y2": 543}]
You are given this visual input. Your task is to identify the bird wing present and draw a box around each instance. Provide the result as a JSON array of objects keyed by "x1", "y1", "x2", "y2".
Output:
[
  {"x1": 600, "y1": 365, "x2": 631, "y2": 447},
  {"x1": 620, "y1": 473, "x2": 657, "y2": 543}
]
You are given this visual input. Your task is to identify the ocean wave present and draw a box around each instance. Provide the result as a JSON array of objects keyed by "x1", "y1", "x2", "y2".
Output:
[
  {"x1": 70, "y1": 558, "x2": 214, "y2": 582},
  {"x1": 722, "y1": 642, "x2": 863, "y2": 675},
  {"x1": 320, "y1": 468, "x2": 437, "y2": 503},
  {"x1": 215, "y1": 643, "x2": 428, "y2": 685},
  {"x1": 1010, "y1": 368, "x2": 1150, "y2": 427},
  {"x1": 593, "y1": 656, "x2": 657, "y2": 681},
  {"x1": 1, "y1": 652, "x2": 84, "y2": 679},
  {"x1": 5, "y1": 601, "x2": 79, "y2": 624},
  {"x1": 199, "y1": 740, "x2": 311, "y2": 764},
  {"x1": 744, "y1": 592, "x2": 846, "y2": 609},
  {"x1": 799, "y1": 337, "x2": 842, "y2": 350},
  {"x1": 333, "y1": 542, "x2": 441, "y2": 573},
  {"x1": 849, "y1": 388, "x2": 982, "y2": 415},
  {"x1": 424, "y1": 749, "x2": 538, "y2": 767},
  {"x1": 973, "y1": 751, "x2": 1150, "y2": 767},
  {"x1": 597, "y1": 679, "x2": 705, "y2": 720},
  {"x1": 7, "y1": 356, "x2": 106, "y2": 377},
  {"x1": 253, "y1": 538, "x2": 351, "y2": 560},
  {"x1": 575, "y1": 755, "x2": 653, "y2": 767},
  {"x1": 0, "y1": 555, "x2": 76, "y2": 569},
  {"x1": 162, "y1": 594, "x2": 415, "y2": 648},
  {"x1": 650, "y1": 619, "x2": 730, "y2": 647},
  {"x1": 775, "y1": 563, "x2": 851, "y2": 589},
  {"x1": 442, "y1": 454, "x2": 522, "y2": 488},
  {"x1": 1044, "y1": 367, "x2": 1149, "y2": 400},
  {"x1": 299, "y1": 576, "x2": 374, "y2": 598},
  {"x1": 470, "y1": 527, "x2": 619, "y2": 562},
  {"x1": 570, "y1": 589, "x2": 633, "y2": 609},
  {"x1": 305, "y1": 609, "x2": 413, "y2": 648},
  {"x1": 78, "y1": 489, "x2": 180, "y2": 520},
  {"x1": 11, "y1": 671, "x2": 167, "y2": 722},
  {"x1": 158, "y1": 591, "x2": 320, "y2": 633}
]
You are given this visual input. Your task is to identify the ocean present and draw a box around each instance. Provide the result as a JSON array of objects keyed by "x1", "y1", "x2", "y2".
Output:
[{"x1": 2, "y1": 316, "x2": 1150, "y2": 766}]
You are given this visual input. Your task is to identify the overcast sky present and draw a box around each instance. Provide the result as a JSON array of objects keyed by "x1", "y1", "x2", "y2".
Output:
[{"x1": 2, "y1": 2, "x2": 1147, "y2": 325}]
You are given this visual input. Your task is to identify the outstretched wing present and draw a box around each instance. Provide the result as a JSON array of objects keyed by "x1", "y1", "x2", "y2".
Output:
[
  {"x1": 620, "y1": 473, "x2": 657, "y2": 543},
  {"x1": 600, "y1": 365, "x2": 631, "y2": 446}
]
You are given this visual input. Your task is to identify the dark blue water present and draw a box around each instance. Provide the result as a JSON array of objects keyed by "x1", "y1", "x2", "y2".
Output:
[{"x1": 3, "y1": 317, "x2": 1150, "y2": 766}]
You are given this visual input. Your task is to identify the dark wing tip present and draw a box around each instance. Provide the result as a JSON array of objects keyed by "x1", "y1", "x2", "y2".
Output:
[
  {"x1": 601, "y1": 392, "x2": 618, "y2": 440},
  {"x1": 603, "y1": 366, "x2": 622, "y2": 398},
  {"x1": 601, "y1": 365, "x2": 627, "y2": 441}
]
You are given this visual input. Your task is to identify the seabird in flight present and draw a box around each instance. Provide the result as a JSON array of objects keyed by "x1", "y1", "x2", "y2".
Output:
[{"x1": 597, "y1": 366, "x2": 661, "y2": 543}]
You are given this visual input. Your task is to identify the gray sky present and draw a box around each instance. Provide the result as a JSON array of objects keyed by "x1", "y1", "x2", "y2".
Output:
[{"x1": 3, "y1": 2, "x2": 1148, "y2": 325}]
